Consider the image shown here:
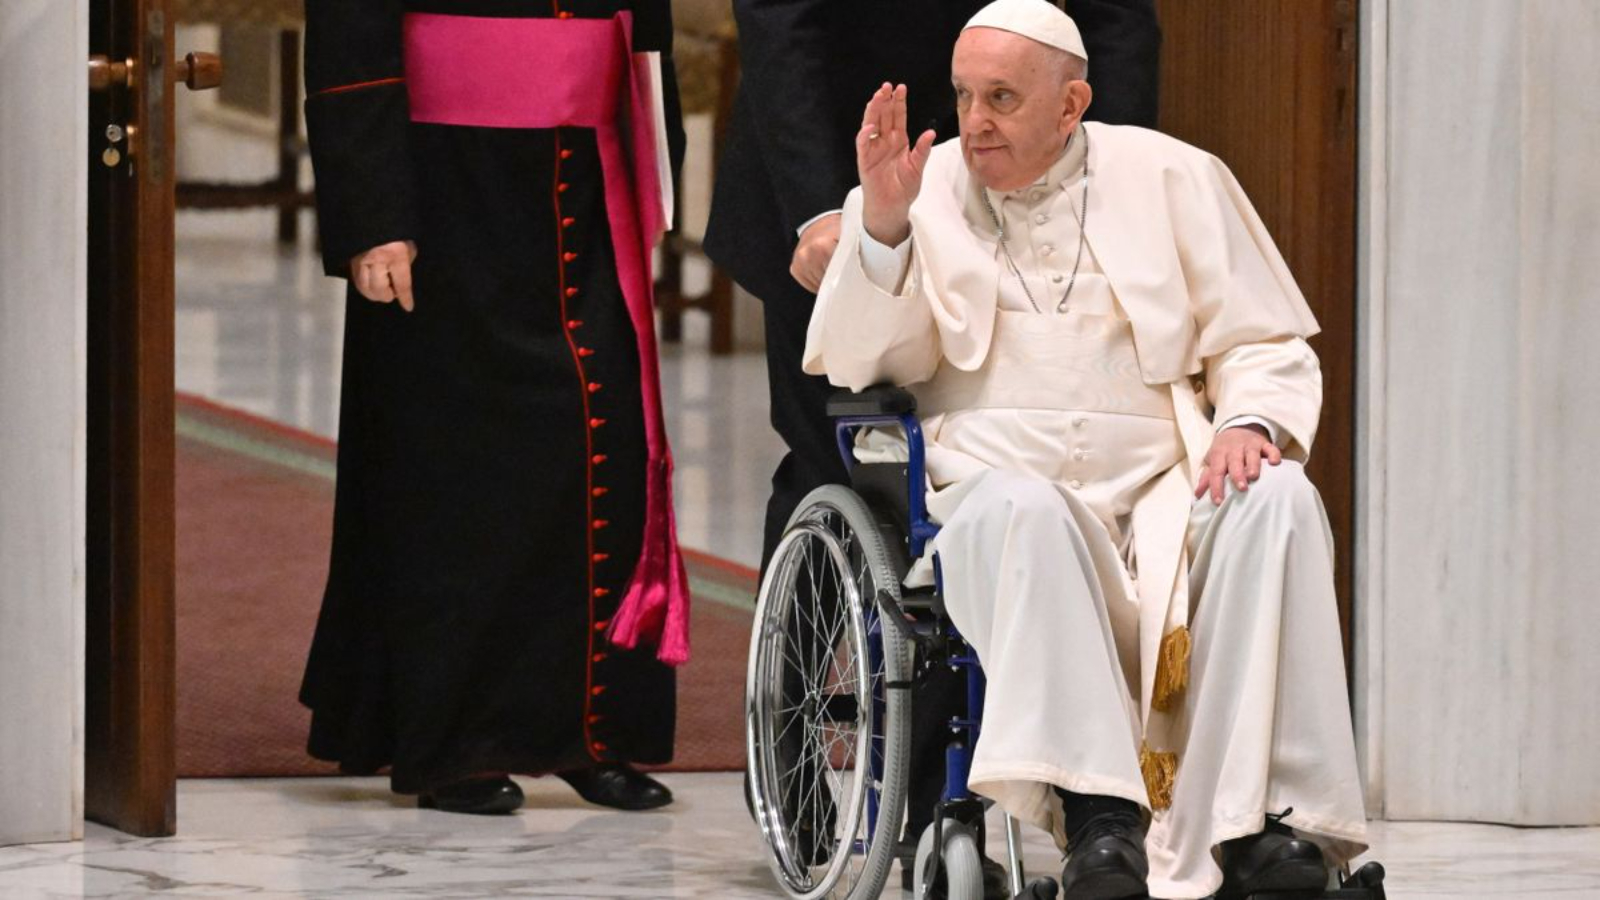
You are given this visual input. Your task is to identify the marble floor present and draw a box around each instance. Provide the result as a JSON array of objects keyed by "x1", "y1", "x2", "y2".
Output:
[
  {"x1": 2, "y1": 775, "x2": 1598, "y2": 899},
  {"x1": 14, "y1": 99, "x2": 1583, "y2": 900}
]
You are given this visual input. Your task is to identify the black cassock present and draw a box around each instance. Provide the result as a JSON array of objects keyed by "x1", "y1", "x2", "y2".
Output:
[{"x1": 299, "y1": 0, "x2": 685, "y2": 794}]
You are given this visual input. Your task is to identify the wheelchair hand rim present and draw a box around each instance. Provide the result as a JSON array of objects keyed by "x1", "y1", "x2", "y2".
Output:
[{"x1": 746, "y1": 521, "x2": 879, "y2": 899}]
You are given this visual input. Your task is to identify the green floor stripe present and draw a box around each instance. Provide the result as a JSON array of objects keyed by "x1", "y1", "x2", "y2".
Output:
[
  {"x1": 693, "y1": 577, "x2": 757, "y2": 612},
  {"x1": 177, "y1": 412, "x2": 757, "y2": 614},
  {"x1": 178, "y1": 416, "x2": 338, "y2": 482}
]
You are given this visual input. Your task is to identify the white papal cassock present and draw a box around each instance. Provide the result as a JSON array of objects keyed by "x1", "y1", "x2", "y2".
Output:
[{"x1": 802, "y1": 123, "x2": 1367, "y2": 898}]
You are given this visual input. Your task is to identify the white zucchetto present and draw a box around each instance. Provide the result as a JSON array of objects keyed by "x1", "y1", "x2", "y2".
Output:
[{"x1": 963, "y1": 0, "x2": 1088, "y2": 61}]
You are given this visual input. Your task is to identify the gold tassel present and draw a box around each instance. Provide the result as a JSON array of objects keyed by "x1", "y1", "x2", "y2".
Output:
[
  {"x1": 1139, "y1": 742, "x2": 1178, "y2": 811},
  {"x1": 1151, "y1": 625, "x2": 1192, "y2": 712}
]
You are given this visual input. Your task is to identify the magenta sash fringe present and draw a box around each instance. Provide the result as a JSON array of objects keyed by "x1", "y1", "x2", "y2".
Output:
[{"x1": 404, "y1": 12, "x2": 690, "y2": 665}]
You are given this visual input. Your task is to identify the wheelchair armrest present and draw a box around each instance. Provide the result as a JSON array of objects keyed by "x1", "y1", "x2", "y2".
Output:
[{"x1": 826, "y1": 385, "x2": 917, "y2": 419}]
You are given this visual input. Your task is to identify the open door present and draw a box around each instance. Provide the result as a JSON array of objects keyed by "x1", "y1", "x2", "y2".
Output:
[
  {"x1": 1155, "y1": 0, "x2": 1360, "y2": 662},
  {"x1": 86, "y1": 0, "x2": 219, "y2": 837}
]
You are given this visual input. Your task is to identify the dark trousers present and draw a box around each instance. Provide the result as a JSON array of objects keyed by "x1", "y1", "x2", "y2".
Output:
[{"x1": 758, "y1": 277, "x2": 851, "y2": 566}]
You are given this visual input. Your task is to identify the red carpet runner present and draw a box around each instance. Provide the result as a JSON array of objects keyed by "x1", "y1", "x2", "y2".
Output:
[{"x1": 175, "y1": 394, "x2": 756, "y2": 778}]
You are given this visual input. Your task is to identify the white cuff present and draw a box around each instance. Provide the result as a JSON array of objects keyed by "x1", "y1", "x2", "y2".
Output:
[
  {"x1": 1220, "y1": 415, "x2": 1285, "y2": 448},
  {"x1": 797, "y1": 209, "x2": 843, "y2": 239},
  {"x1": 858, "y1": 229, "x2": 913, "y2": 294}
]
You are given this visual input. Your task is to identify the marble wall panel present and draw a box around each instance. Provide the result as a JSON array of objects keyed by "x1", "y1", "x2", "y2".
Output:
[
  {"x1": 1364, "y1": 0, "x2": 1600, "y2": 824},
  {"x1": 0, "y1": 0, "x2": 87, "y2": 846}
]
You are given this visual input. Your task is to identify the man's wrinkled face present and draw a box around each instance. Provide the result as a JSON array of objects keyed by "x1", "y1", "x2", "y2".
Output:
[{"x1": 952, "y1": 28, "x2": 1086, "y2": 192}]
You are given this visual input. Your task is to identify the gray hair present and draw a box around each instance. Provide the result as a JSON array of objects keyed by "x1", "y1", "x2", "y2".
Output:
[
  {"x1": 1058, "y1": 50, "x2": 1088, "y2": 83},
  {"x1": 1031, "y1": 38, "x2": 1088, "y2": 85}
]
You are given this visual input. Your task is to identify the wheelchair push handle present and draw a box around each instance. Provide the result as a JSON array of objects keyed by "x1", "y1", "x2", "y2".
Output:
[{"x1": 825, "y1": 384, "x2": 918, "y2": 419}]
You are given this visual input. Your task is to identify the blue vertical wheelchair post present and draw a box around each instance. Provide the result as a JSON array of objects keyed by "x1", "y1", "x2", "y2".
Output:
[{"x1": 834, "y1": 414, "x2": 939, "y2": 560}]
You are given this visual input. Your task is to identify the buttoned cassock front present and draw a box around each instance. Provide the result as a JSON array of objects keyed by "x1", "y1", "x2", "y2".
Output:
[{"x1": 802, "y1": 123, "x2": 1366, "y2": 898}]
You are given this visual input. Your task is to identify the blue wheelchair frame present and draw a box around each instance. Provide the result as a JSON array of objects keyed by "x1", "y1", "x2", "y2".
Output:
[{"x1": 833, "y1": 408, "x2": 989, "y2": 863}]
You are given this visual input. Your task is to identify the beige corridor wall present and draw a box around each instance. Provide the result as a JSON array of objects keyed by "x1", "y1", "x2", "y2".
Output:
[{"x1": 1357, "y1": 0, "x2": 1600, "y2": 824}]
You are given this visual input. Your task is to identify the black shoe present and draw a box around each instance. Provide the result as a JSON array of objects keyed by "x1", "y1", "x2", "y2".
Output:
[
  {"x1": 1220, "y1": 809, "x2": 1327, "y2": 895},
  {"x1": 1060, "y1": 810, "x2": 1148, "y2": 900},
  {"x1": 555, "y1": 763, "x2": 673, "y2": 811},
  {"x1": 418, "y1": 776, "x2": 524, "y2": 815}
]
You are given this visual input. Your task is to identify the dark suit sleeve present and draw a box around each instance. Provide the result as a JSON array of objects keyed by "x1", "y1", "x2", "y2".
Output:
[
  {"x1": 1068, "y1": 0, "x2": 1162, "y2": 128},
  {"x1": 303, "y1": 0, "x2": 420, "y2": 278},
  {"x1": 731, "y1": 0, "x2": 853, "y2": 240}
]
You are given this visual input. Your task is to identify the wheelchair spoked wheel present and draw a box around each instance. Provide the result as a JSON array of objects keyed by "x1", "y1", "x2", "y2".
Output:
[{"x1": 747, "y1": 485, "x2": 913, "y2": 900}]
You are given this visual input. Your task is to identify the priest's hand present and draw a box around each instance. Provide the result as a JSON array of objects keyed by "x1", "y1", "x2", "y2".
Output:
[
  {"x1": 856, "y1": 83, "x2": 936, "y2": 247},
  {"x1": 350, "y1": 240, "x2": 418, "y2": 312},
  {"x1": 1195, "y1": 424, "x2": 1282, "y2": 505},
  {"x1": 790, "y1": 213, "x2": 842, "y2": 293}
]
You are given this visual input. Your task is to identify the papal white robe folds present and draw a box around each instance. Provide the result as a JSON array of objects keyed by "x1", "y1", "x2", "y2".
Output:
[{"x1": 802, "y1": 123, "x2": 1367, "y2": 898}]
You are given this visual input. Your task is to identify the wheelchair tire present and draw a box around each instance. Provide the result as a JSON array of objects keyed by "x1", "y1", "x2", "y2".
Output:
[
  {"x1": 747, "y1": 485, "x2": 914, "y2": 900},
  {"x1": 913, "y1": 819, "x2": 985, "y2": 900}
]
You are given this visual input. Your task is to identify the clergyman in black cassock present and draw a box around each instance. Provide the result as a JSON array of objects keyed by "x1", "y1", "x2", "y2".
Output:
[{"x1": 299, "y1": 0, "x2": 688, "y2": 815}]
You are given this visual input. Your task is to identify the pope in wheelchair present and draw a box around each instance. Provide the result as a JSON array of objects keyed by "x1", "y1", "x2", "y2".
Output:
[{"x1": 744, "y1": 2, "x2": 1382, "y2": 899}]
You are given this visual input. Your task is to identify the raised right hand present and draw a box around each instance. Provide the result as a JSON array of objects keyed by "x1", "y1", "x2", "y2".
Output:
[
  {"x1": 856, "y1": 83, "x2": 936, "y2": 247},
  {"x1": 350, "y1": 240, "x2": 417, "y2": 312}
]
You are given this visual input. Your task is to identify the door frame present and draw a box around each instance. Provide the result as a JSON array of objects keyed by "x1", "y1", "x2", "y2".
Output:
[{"x1": 85, "y1": 0, "x2": 177, "y2": 838}]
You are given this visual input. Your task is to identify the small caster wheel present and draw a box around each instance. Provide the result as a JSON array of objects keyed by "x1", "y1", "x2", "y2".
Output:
[{"x1": 913, "y1": 818, "x2": 985, "y2": 900}]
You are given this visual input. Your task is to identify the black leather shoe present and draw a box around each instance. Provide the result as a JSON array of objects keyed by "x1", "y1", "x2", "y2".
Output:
[
  {"x1": 1060, "y1": 810, "x2": 1148, "y2": 900},
  {"x1": 418, "y1": 776, "x2": 524, "y2": 815},
  {"x1": 556, "y1": 763, "x2": 673, "y2": 811},
  {"x1": 1219, "y1": 810, "x2": 1327, "y2": 895}
]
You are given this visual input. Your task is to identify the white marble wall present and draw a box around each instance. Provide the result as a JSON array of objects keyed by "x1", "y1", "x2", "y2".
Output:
[
  {"x1": 1357, "y1": 0, "x2": 1600, "y2": 824},
  {"x1": 0, "y1": 0, "x2": 87, "y2": 846}
]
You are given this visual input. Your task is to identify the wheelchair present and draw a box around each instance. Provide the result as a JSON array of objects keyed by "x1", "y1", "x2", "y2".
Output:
[{"x1": 745, "y1": 385, "x2": 1389, "y2": 900}]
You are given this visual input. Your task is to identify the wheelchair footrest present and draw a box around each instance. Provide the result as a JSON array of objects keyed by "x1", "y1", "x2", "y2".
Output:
[{"x1": 1231, "y1": 860, "x2": 1386, "y2": 900}]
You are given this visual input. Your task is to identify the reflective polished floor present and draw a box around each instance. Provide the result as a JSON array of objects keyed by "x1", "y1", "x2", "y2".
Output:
[{"x1": 2, "y1": 775, "x2": 1598, "y2": 899}]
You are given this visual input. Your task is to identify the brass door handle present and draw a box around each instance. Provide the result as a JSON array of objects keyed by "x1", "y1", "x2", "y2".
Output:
[
  {"x1": 89, "y1": 52, "x2": 221, "y2": 93},
  {"x1": 175, "y1": 52, "x2": 222, "y2": 91},
  {"x1": 88, "y1": 55, "x2": 136, "y2": 92}
]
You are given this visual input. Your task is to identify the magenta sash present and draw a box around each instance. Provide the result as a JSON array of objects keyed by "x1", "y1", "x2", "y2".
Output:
[{"x1": 404, "y1": 12, "x2": 689, "y2": 665}]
